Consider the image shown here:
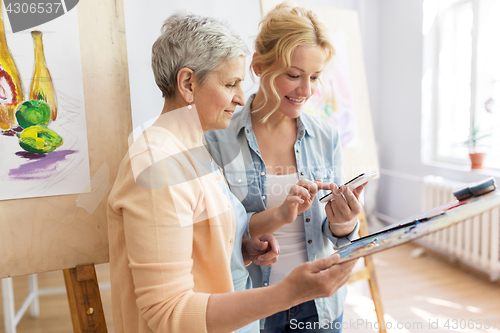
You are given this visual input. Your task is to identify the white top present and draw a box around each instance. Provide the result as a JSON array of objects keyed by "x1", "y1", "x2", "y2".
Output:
[{"x1": 266, "y1": 173, "x2": 308, "y2": 285}]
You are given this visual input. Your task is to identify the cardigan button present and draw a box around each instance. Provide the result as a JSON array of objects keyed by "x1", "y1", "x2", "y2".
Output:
[
  {"x1": 308, "y1": 240, "x2": 312, "y2": 244},
  {"x1": 263, "y1": 282, "x2": 269, "y2": 287},
  {"x1": 306, "y1": 218, "x2": 310, "y2": 222},
  {"x1": 300, "y1": 172, "x2": 304, "y2": 176},
  {"x1": 237, "y1": 179, "x2": 242, "y2": 183},
  {"x1": 260, "y1": 172, "x2": 265, "y2": 176}
]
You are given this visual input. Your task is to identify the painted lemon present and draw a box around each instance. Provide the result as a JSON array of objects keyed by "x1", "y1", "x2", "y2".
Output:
[
  {"x1": 15, "y1": 100, "x2": 51, "y2": 129},
  {"x1": 18, "y1": 125, "x2": 63, "y2": 154}
]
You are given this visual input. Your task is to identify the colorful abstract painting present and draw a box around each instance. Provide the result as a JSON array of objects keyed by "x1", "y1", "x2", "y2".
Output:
[
  {"x1": 303, "y1": 29, "x2": 359, "y2": 148},
  {"x1": 0, "y1": 7, "x2": 90, "y2": 201}
]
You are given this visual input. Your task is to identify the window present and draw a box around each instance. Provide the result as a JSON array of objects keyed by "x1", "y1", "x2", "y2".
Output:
[{"x1": 422, "y1": 0, "x2": 500, "y2": 169}]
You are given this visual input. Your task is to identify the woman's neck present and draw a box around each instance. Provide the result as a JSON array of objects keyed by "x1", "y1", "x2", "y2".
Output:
[
  {"x1": 155, "y1": 99, "x2": 205, "y2": 148},
  {"x1": 251, "y1": 89, "x2": 295, "y2": 130}
]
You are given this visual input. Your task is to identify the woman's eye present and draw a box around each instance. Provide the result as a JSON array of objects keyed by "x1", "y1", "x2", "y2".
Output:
[
  {"x1": 226, "y1": 83, "x2": 236, "y2": 88},
  {"x1": 287, "y1": 74, "x2": 299, "y2": 79},
  {"x1": 311, "y1": 76, "x2": 320, "y2": 81}
]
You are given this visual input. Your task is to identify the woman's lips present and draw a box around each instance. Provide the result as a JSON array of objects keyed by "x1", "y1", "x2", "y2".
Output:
[{"x1": 285, "y1": 96, "x2": 305, "y2": 105}]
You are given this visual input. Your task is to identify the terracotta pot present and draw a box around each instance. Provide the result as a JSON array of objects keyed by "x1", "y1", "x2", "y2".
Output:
[{"x1": 469, "y1": 152, "x2": 486, "y2": 169}]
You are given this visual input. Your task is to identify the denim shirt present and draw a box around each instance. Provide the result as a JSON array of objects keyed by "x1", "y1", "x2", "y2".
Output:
[{"x1": 204, "y1": 94, "x2": 359, "y2": 328}]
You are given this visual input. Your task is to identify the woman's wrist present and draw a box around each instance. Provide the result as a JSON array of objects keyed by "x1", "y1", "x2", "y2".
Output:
[
  {"x1": 329, "y1": 218, "x2": 357, "y2": 237},
  {"x1": 275, "y1": 205, "x2": 293, "y2": 225},
  {"x1": 241, "y1": 238, "x2": 251, "y2": 264},
  {"x1": 271, "y1": 279, "x2": 302, "y2": 310}
]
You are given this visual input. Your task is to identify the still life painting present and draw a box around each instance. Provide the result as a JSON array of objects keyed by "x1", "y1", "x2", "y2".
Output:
[{"x1": 0, "y1": 3, "x2": 90, "y2": 201}]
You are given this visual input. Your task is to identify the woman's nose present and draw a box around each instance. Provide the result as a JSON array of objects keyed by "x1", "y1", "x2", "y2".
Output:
[
  {"x1": 233, "y1": 86, "x2": 246, "y2": 106},
  {"x1": 297, "y1": 78, "x2": 312, "y2": 98}
]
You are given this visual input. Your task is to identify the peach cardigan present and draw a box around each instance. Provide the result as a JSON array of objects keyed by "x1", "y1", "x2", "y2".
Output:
[{"x1": 108, "y1": 108, "x2": 236, "y2": 333}]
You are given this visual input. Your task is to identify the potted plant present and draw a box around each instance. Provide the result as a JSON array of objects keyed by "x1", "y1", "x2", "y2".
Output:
[{"x1": 466, "y1": 97, "x2": 495, "y2": 169}]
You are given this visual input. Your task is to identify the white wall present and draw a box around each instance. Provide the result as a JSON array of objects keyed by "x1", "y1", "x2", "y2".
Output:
[
  {"x1": 123, "y1": 0, "x2": 262, "y2": 130},
  {"x1": 372, "y1": 0, "x2": 500, "y2": 224}
]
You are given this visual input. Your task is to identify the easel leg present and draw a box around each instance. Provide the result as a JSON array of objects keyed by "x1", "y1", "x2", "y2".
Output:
[
  {"x1": 364, "y1": 255, "x2": 387, "y2": 333},
  {"x1": 357, "y1": 207, "x2": 387, "y2": 333},
  {"x1": 1, "y1": 277, "x2": 16, "y2": 333},
  {"x1": 27, "y1": 274, "x2": 40, "y2": 318},
  {"x1": 63, "y1": 264, "x2": 108, "y2": 333}
]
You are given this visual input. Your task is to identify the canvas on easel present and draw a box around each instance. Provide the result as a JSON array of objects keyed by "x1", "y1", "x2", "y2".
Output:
[{"x1": 0, "y1": 0, "x2": 131, "y2": 332}]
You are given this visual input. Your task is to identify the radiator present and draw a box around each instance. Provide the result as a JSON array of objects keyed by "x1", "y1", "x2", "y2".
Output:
[{"x1": 418, "y1": 175, "x2": 500, "y2": 281}]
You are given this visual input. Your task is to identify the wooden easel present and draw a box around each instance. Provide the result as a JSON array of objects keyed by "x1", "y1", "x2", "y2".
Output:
[
  {"x1": 348, "y1": 207, "x2": 387, "y2": 333},
  {"x1": 0, "y1": 1, "x2": 129, "y2": 333},
  {"x1": 63, "y1": 264, "x2": 108, "y2": 333}
]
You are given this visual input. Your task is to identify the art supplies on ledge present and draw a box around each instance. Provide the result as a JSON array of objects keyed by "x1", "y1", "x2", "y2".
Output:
[{"x1": 336, "y1": 178, "x2": 499, "y2": 263}]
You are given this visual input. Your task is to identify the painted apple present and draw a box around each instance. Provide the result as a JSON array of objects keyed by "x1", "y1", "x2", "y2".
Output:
[{"x1": 15, "y1": 100, "x2": 51, "y2": 129}]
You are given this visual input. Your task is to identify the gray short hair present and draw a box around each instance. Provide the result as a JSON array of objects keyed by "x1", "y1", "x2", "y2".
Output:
[{"x1": 152, "y1": 12, "x2": 250, "y2": 99}]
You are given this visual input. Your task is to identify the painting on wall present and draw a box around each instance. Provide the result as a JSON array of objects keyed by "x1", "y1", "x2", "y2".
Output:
[
  {"x1": 0, "y1": 5, "x2": 90, "y2": 201},
  {"x1": 303, "y1": 29, "x2": 359, "y2": 148}
]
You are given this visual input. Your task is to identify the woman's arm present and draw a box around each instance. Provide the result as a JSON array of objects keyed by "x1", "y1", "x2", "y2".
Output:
[
  {"x1": 206, "y1": 254, "x2": 357, "y2": 333},
  {"x1": 119, "y1": 160, "x2": 212, "y2": 333}
]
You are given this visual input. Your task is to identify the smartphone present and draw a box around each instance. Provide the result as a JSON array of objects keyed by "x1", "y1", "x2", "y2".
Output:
[{"x1": 319, "y1": 170, "x2": 379, "y2": 203}]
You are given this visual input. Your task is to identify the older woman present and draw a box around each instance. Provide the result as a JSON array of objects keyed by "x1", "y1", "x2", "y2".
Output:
[
  {"x1": 205, "y1": 4, "x2": 365, "y2": 332},
  {"x1": 108, "y1": 12, "x2": 357, "y2": 333}
]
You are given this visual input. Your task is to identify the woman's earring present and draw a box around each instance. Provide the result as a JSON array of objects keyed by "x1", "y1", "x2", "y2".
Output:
[{"x1": 187, "y1": 104, "x2": 192, "y2": 110}]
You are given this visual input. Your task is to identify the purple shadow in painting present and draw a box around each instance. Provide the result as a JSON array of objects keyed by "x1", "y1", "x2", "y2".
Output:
[
  {"x1": 9, "y1": 150, "x2": 78, "y2": 180},
  {"x1": 1, "y1": 126, "x2": 24, "y2": 137},
  {"x1": 15, "y1": 151, "x2": 47, "y2": 160}
]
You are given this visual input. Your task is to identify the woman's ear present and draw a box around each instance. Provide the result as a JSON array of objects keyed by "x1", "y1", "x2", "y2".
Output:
[
  {"x1": 252, "y1": 52, "x2": 262, "y2": 77},
  {"x1": 177, "y1": 68, "x2": 195, "y2": 104}
]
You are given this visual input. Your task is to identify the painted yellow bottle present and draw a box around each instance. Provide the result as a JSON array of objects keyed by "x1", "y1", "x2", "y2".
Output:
[
  {"x1": 30, "y1": 30, "x2": 57, "y2": 121},
  {"x1": 0, "y1": 0, "x2": 24, "y2": 130}
]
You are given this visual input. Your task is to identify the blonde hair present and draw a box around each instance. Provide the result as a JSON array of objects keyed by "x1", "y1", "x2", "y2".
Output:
[{"x1": 252, "y1": 2, "x2": 335, "y2": 120}]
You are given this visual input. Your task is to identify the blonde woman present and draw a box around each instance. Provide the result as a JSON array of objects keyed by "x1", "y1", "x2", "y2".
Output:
[
  {"x1": 205, "y1": 4, "x2": 365, "y2": 332},
  {"x1": 108, "y1": 12, "x2": 357, "y2": 333}
]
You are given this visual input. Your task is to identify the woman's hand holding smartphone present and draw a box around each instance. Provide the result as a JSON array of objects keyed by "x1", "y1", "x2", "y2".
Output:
[{"x1": 319, "y1": 170, "x2": 379, "y2": 203}]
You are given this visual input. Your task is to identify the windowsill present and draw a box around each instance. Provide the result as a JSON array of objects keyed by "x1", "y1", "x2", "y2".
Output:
[{"x1": 423, "y1": 159, "x2": 500, "y2": 178}]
